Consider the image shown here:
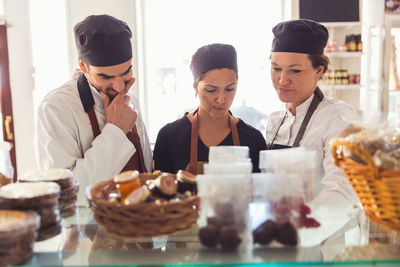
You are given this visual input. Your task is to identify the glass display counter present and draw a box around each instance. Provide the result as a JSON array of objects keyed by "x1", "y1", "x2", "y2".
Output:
[{"x1": 23, "y1": 203, "x2": 400, "y2": 267}]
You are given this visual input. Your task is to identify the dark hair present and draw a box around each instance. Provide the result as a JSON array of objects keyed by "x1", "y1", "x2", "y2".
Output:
[{"x1": 307, "y1": 54, "x2": 329, "y2": 74}]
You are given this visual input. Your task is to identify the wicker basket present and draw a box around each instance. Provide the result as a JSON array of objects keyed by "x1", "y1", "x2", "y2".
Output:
[
  {"x1": 86, "y1": 173, "x2": 200, "y2": 238},
  {"x1": 331, "y1": 139, "x2": 400, "y2": 232}
]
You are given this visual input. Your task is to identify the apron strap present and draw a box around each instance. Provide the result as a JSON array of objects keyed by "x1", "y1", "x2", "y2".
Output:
[
  {"x1": 124, "y1": 126, "x2": 148, "y2": 173},
  {"x1": 267, "y1": 87, "x2": 324, "y2": 149},
  {"x1": 229, "y1": 115, "x2": 240, "y2": 146},
  {"x1": 292, "y1": 88, "x2": 323, "y2": 147},
  {"x1": 189, "y1": 113, "x2": 199, "y2": 175},
  {"x1": 188, "y1": 111, "x2": 240, "y2": 174},
  {"x1": 88, "y1": 107, "x2": 101, "y2": 138},
  {"x1": 77, "y1": 73, "x2": 147, "y2": 173}
]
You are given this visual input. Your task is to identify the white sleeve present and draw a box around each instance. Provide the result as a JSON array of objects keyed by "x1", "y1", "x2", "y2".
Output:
[
  {"x1": 313, "y1": 105, "x2": 362, "y2": 205},
  {"x1": 34, "y1": 102, "x2": 135, "y2": 206}
]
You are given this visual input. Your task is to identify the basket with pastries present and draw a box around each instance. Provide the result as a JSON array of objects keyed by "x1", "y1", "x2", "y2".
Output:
[
  {"x1": 86, "y1": 170, "x2": 200, "y2": 238},
  {"x1": 331, "y1": 124, "x2": 400, "y2": 233}
]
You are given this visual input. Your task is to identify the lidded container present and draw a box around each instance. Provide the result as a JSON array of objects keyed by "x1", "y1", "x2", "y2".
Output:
[
  {"x1": 197, "y1": 174, "x2": 250, "y2": 250},
  {"x1": 259, "y1": 148, "x2": 319, "y2": 202},
  {"x1": 208, "y1": 146, "x2": 250, "y2": 163},
  {"x1": 250, "y1": 173, "x2": 320, "y2": 247},
  {"x1": 113, "y1": 170, "x2": 141, "y2": 203}
]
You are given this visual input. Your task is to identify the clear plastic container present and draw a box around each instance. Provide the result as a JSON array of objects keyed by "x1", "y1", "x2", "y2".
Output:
[
  {"x1": 259, "y1": 148, "x2": 318, "y2": 202},
  {"x1": 251, "y1": 173, "x2": 301, "y2": 247},
  {"x1": 203, "y1": 162, "x2": 252, "y2": 175},
  {"x1": 197, "y1": 174, "x2": 250, "y2": 250},
  {"x1": 208, "y1": 146, "x2": 249, "y2": 163},
  {"x1": 250, "y1": 173, "x2": 321, "y2": 247}
]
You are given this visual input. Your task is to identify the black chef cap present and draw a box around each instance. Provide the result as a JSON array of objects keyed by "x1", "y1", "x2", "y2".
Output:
[
  {"x1": 74, "y1": 14, "x2": 132, "y2": 67},
  {"x1": 190, "y1": 43, "x2": 238, "y2": 81},
  {"x1": 272, "y1": 19, "x2": 328, "y2": 55}
]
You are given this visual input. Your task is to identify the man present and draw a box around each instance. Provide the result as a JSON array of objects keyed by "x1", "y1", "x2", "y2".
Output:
[{"x1": 35, "y1": 15, "x2": 152, "y2": 206}]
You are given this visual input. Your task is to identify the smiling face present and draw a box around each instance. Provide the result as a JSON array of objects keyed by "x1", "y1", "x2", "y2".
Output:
[
  {"x1": 270, "y1": 52, "x2": 324, "y2": 108},
  {"x1": 79, "y1": 59, "x2": 134, "y2": 100},
  {"x1": 194, "y1": 68, "x2": 238, "y2": 119}
]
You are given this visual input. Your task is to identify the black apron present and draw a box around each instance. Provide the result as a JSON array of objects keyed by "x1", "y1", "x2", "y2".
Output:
[
  {"x1": 267, "y1": 88, "x2": 324, "y2": 150},
  {"x1": 77, "y1": 74, "x2": 147, "y2": 173}
]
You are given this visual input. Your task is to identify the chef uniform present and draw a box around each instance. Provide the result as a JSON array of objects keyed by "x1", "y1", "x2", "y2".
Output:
[
  {"x1": 266, "y1": 19, "x2": 362, "y2": 204},
  {"x1": 35, "y1": 15, "x2": 152, "y2": 206}
]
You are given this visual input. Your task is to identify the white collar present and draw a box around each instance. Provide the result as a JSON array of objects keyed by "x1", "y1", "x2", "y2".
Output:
[{"x1": 285, "y1": 93, "x2": 315, "y2": 119}]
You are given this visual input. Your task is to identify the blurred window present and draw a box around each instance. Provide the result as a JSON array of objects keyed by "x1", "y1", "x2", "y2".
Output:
[{"x1": 140, "y1": 0, "x2": 283, "y2": 141}]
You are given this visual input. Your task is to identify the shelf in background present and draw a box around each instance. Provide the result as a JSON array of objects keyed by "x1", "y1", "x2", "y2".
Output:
[
  {"x1": 320, "y1": 84, "x2": 361, "y2": 91},
  {"x1": 321, "y1": 21, "x2": 362, "y2": 27},
  {"x1": 325, "y1": 52, "x2": 363, "y2": 58}
]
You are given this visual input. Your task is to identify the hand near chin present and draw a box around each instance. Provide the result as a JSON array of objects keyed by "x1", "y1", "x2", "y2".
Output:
[{"x1": 102, "y1": 78, "x2": 137, "y2": 134}]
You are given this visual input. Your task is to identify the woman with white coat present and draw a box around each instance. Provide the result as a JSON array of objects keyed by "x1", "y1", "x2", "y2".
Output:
[{"x1": 265, "y1": 19, "x2": 362, "y2": 204}]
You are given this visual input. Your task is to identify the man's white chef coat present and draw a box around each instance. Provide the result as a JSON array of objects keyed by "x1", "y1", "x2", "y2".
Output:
[
  {"x1": 266, "y1": 93, "x2": 362, "y2": 204},
  {"x1": 34, "y1": 70, "x2": 152, "y2": 206}
]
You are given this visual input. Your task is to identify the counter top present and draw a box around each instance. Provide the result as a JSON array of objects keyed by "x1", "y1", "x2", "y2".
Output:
[{"x1": 24, "y1": 204, "x2": 400, "y2": 266}]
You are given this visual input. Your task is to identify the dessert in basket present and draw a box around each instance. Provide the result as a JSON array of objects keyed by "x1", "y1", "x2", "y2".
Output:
[{"x1": 87, "y1": 170, "x2": 200, "y2": 238}]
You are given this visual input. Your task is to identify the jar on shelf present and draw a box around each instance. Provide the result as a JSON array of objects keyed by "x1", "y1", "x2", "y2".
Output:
[
  {"x1": 325, "y1": 70, "x2": 334, "y2": 85},
  {"x1": 357, "y1": 34, "x2": 362, "y2": 52},
  {"x1": 347, "y1": 35, "x2": 357, "y2": 52},
  {"x1": 348, "y1": 74, "x2": 355, "y2": 84},
  {"x1": 342, "y1": 69, "x2": 349, "y2": 85},
  {"x1": 334, "y1": 70, "x2": 342, "y2": 85},
  {"x1": 355, "y1": 74, "x2": 361, "y2": 84}
]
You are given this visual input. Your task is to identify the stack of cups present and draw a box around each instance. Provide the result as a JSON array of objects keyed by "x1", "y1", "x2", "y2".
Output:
[
  {"x1": 197, "y1": 146, "x2": 252, "y2": 250},
  {"x1": 204, "y1": 146, "x2": 253, "y2": 201}
]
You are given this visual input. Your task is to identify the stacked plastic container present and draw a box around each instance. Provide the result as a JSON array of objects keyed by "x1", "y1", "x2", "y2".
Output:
[
  {"x1": 251, "y1": 148, "x2": 321, "y2": 248},
  {"x1": 197, "y1": 146, "x2": 252, "y2": 250},
  {"x1": 259, "y1": 147, "x2": 319, "y2": 201}
]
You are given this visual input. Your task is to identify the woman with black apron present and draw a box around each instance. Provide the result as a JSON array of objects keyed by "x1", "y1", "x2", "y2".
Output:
[
  {"x1": 266, "y1": 19, "x2": 362, "y2": 203},
  {"x1": 153, "y1": 43, "x2": 267, "y2": 174}
]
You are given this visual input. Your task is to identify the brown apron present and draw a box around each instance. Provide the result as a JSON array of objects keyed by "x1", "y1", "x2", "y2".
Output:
[
  {"x1": 267, "y1": 87, "x2": 324, "y2": 150},
  {"x1": 185, "y1": 111, "x2": 240, "y2": 175},
  {"x1": 77, "y1": 74, "x2": 147, "y2": 173}
]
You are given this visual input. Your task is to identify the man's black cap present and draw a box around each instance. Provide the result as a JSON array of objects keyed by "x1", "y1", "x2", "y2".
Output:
[{"x1": 74, "y1": 14, "x2": 132, "y2": 66}]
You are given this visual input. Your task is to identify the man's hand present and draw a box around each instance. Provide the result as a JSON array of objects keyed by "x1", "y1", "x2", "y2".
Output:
[{"x1": 102, "y1": 78, "x2": 137, "y2": 134}]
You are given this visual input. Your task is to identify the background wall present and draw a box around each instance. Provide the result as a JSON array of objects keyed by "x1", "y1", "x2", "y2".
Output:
[{"x1": 5, "y1": 0, "x2": 36, "y2": 177}]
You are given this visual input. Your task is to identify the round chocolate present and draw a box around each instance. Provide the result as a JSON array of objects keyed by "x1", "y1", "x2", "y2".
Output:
[
  {"x1": 219, "y1": 225, "x2": 241, "y2": 249},
  {"x1": 253, "y1": 219, "x2": 277, "y2": 245},
  {"x1": 275, "y1": 221, "x2": 298, "y2": 246},
  {"x1": 199, "y1": 225, "x2": 219, "y2": 248}
]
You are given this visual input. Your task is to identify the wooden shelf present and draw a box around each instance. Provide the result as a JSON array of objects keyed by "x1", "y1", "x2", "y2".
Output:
[
  {"x1": 320, "y1": 84, "x2": 361, "y2": 91},
  {"x1": 325, "y1": 52, "x2": 363, "y2": 58}
]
